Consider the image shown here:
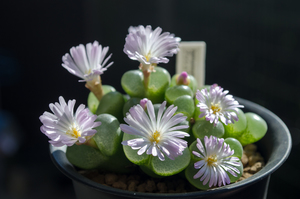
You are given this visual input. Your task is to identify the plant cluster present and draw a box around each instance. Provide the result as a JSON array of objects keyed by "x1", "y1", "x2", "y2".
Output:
[{"x1": 40, "y1": 25, "x2": 268, "y2": 190}]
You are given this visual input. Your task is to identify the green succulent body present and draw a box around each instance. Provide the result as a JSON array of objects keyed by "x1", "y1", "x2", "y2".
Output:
[
  {"x1": 223, "y1": 108, "x2": 247, "y2": 139},
  {"x1": 87, "y1": 85, "x2": 116, "y2": 114},
  {"x1": 66, "y1": 114, "x2": 131, "y2": 173},
  {"x1": 165, "y1": 85, "x2": 193, "y2": 105},
  {"x1": 96, "y1": 91, "x2": 125, "y2": 122},
  {"x1": 238, "y1": 112, "x2": 268, "y2": 146},
  {"x1": 121, "y1": 66, "x2": 171, "y2": 104}
]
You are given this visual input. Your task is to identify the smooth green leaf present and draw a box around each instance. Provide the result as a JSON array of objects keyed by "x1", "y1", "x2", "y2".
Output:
[
  {"x1": 151, "y1": 147, "x2": 191, "y2": 176},
  {"x1": 123, "y1": 97, "x2": 141, "y2": 117},
  {"x1": 92, "y1": 114, "x2": 122, "y2": 156},
  {"x1": 224, "y1": 137, "x2": 243, "y2": 159},
  {"x1": 87, "y1": 85, "x2": 116, "y2": 114},
  {"x1": 223, "y1": 108, "x2": 247, "y2": 139},
  {"x1": 121, "y1": 70, "x2": 145, "y2": 98},
  {"x1": 189, "y1": 139, "x2": 202, "y2": 162},
  {"x1": 66, "y1": 143, "x2": 131, "y2": 173},
  {"x1": 185, "y1": 162, "x2": 210, "y2": 190},
  {"x1": 192, "y1": 120, "x2": 225, "y2": 139},
  {"x1": 96, "y1": 91, "x2": 125, "y2": 122},
  {"x1": 139, "y1": 164, "x2": 163, "y2": 178},
  {"x1": 165, "y1": 85, "x2": 193, "y2": 105},
  {"x1": 122, "y1": 133, "x2": 150, "y2": 165},
  {"x1": 193, "y1": 96, "x2": 205, "y2": 121},
  {"x1": 146, "y1": 66, "x2": 171, "y2": 103},
  {"x1": 238, "y1": 112, "x2": 268, "y2": 146},
  {"x1": 173, "y1": 95, "x2": 195, "y2": 120},
  {"x1": 66, "y1": 144, "x2": 108, "y2": 170},
  {"x1": 227, "y1": 160, "x2": 243, "y2": 183}
]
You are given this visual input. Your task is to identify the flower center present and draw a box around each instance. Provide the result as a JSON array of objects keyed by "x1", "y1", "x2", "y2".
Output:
[
  {"x1": 150, "y1": 130, "x2": 161, "y2": 143},
  {"x1": 86, "y1": 68, "x2": 92, "y2": 75},
  {"x1": 67, "y1": 127, "x2": 81, "y2": 138},
  {"x1": 206, "y1": 155, "x2": 218, "y2": 166},
  {"x1": 145, "y1": 52, "x2": 151, "y2": 62},
  {"x1": 210, "y1": 103, "x2": 222, "y2": 114}
]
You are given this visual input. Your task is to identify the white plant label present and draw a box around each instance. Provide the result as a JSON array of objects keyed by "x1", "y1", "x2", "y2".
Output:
[{"x1": 176, "y1": 41, "x2": 206, "y2": 88}]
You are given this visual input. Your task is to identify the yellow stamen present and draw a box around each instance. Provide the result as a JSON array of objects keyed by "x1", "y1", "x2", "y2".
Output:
[
  {"x1": 67, "y1": 127, "x2": 81, "y2": 138},
  {"x1": 206, "y1": 155, "x2": 218, "y2": 166},
  {"x1": 211, "y1": 103, "x2": 222, "y2": 114},
  {"x1": 86, "y1": 68, "x2": 92, "y2": 75},
  {"x1": 150, "y1": 130, "x2": 161, "y2": 143},
  {"x1": 145, "y1": 52, "x2": 151, "y2": 62}
]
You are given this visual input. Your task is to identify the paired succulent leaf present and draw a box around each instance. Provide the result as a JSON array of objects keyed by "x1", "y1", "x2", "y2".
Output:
[
  {"x1": 173, "y1": 95, "x2": 195, "y2": 121},
  {"x1": 221, "y1": 109, "x2": 267, "y2": 146},
  {"x1": 165, "y1": 85, "x2": 193, "y2": 105},
  {"x1": 192, "y1": 120, "x2": 225, "y2": 139},
  {"x1": 87, "y1": 85, "x2": 116, "y2": 114},
  {"x1": 238, "y1": 112, "x2": 268, "y2": 146},
  {"x1": 66, "y1": 114, "x2": 131, "y2": 173},
  {"x1": 96, "y1": 91, "x2": 125, "y2": 122},
  {"x1": 121, "y1": 67, "x2": 171, "y2": 103}
]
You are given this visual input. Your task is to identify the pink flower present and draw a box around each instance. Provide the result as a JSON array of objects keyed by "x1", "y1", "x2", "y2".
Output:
[
  {"x1": 62, "y1": 41, "x2": 113, "y2": 82},
  {"x1": 196, "y1": 84, "x2": 244, "y2": 126},
  {"x1": 39, "y1": 96, "x2": 101, "y2": 147},
  {"x1": 193, "y1": 136, "x2": 241, "y2": 187},
  {"x1": 120, "y1": 100, "x2": 189, "y2": 161},
  {"x1": 123, "y1": 25, "x2": 180, "y2": 72}
]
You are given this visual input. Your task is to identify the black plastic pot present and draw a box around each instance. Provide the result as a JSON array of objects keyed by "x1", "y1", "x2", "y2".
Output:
[{"x1": 50, "y1": 97, "x2": 292, "y2": 199}]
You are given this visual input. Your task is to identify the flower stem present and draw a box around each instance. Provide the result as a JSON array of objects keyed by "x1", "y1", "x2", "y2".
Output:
[
  {"x1": 143, "y1": 69, "x2": 150, "y2": 90},
  {"x1": 85, "y1": 75, "x2": 104, "y2": 101},
  {"x1": 85, "y1": 138, "x2": 98, "y2": 149}
]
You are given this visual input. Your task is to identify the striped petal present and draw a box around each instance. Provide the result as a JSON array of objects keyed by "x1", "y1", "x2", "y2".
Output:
[
  {"x1": 120, "y1": 100, "x2": 189, "y2": 161},
  {"x1": 196, "y1": 84, "x2": 244, "y2": 126},
  {"x1": 192, "y1": 136, "x2": 241, "y2": 187},
  {"x1": 62, "y1": 41, "x2": 113, "y2": 82},
  {"x1": 40, "y1": 96, "x2": 101, "y2": 147}
]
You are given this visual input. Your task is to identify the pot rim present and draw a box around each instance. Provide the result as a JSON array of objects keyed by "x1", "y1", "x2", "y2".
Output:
[{"x1": 49, "y1": 97, "x2": 292, "y2": 198}]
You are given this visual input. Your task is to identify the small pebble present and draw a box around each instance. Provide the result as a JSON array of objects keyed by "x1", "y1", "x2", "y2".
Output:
[
  {"x1": 242, "y1": 172, "x2": 253, "y2": 178},
  {"x1": 145, "y1": 180, "x2": 156, "y2": 192},
  {"x1": 118, "y1": 174, "x2": 127, "y2": 184},
  {"x1": 91, "y1": 174, "x2": 105, "y2": 184},
  {"x1": 157, "y1": 182, "x2": 167, "y2": 193},
  {"x1": 128, "y1": 181, "x2": 137, "y2": 192},
  {"x1": 137, "y1": 183, "x2": 146, "y2": 192},
  {"x1": 241, "y1": 153, "x2": 249, "y2": 166},
  {"x1": 112, "y1": 181, "x2": 127, "y2": 190},
  {"x1": 105, "y1": 173, "x2": 118, "y2": 185},
  {"x1": 250, "y1": 162, "x2": 263, "y2": 173},
  {"x1": 248, "y1": 152, "x2": 263, "y2": 166},
  {"x1": 243, "y1": 167, "x2": 251, "y2": 173}
]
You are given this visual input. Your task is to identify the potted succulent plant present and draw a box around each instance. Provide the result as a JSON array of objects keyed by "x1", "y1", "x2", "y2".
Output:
[{"x1": 42, "y1": 25, "x2": 291, "y2": 199}]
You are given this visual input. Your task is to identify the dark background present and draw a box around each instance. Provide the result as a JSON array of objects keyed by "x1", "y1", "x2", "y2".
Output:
[{"x1": 0, "y1": 0, "x2": 299, "y2": 198}]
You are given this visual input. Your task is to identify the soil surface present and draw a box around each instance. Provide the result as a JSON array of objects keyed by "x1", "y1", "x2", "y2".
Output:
[{"x1": 79, "y1": 144, "x2": 264, "y2": 193}]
